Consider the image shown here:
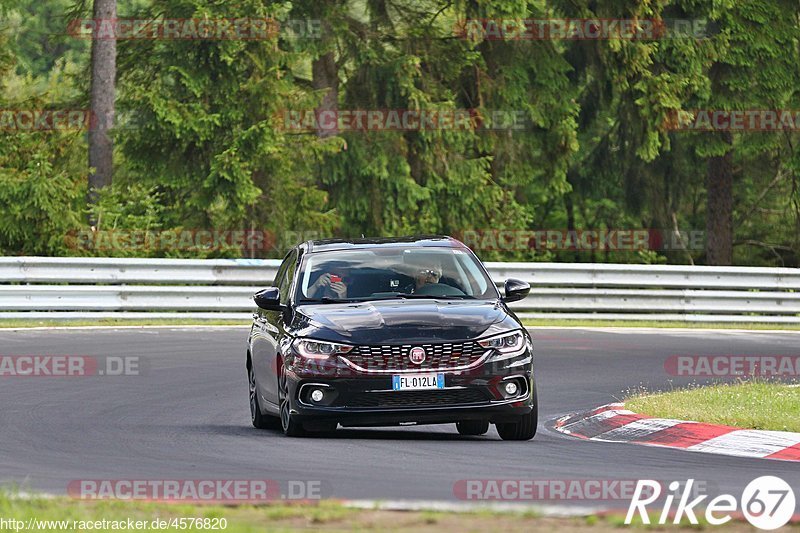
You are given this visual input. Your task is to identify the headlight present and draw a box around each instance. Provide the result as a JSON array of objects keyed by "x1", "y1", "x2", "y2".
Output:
[
  {"x1": 293, "y1": 339, "x2": 353, "y2": 359},
  {"x1": 478, "y1": 331, "x2": 524, "y2": 353}
]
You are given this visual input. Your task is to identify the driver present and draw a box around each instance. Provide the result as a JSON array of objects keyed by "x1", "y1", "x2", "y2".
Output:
[{"x1": 403, "y1": 259, "x2": 443, "y2": 294}]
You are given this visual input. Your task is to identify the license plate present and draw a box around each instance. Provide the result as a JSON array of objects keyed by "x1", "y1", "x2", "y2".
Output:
[{"x1": 392, "y1": 373, "x2": 445, "y2": 391}]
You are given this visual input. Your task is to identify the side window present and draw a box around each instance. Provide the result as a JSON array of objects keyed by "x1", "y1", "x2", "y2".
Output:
[
  {"x1": 278, "y1": 250, "x2": 298, "y2": 305},
  {"x1": 457, "y1": 253, "x2": 488, "y2": 296},
  {"x1": 273, "y1": 252, "x2": 291, "y2": 286}
]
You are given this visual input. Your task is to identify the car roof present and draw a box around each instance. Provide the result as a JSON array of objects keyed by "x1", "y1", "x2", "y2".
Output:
[{"x1": 302, "y1": 235, "x2": 465, "y2": 253}]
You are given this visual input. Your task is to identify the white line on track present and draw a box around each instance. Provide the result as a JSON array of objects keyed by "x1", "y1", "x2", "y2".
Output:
[
  {"x1": 4, "y1": 492, "x2": 605, "y2": 517},
  {"x1": 341, "y1": 499, "x2": 605, "y2": 517}
]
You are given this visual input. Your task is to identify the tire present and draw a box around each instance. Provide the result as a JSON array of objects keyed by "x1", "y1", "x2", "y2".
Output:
[
  {"x1": 456, "y1": 420, "x2": 490, "y2": 436},
  {"x1": 249, "y1": 363, "x2": 280, "y2": 430},
  {"x1": 279, "y1": 368, "x2": 307, "y2": 437},
  {"x1": 496, "y1": 382, "x2": 538, "y2": 441}
]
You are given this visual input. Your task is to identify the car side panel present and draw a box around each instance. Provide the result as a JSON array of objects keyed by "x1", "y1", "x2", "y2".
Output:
[{"x1": 251, "y1": 311, "x2": 281, "y2": 410}]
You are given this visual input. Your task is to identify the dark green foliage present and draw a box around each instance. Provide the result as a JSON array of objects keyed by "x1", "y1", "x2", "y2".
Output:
[{"x1": 0, "y1": 0, "x2": 798, "y2": 264}]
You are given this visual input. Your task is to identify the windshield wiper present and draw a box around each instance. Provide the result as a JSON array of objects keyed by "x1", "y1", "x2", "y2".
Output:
[
  {"x1": 403, "y1": 294, "x2": 474, "y2": 300},
  {"x1": 370, "y1": 292, "x2": 474, "y2": 300},
  {"x1": 299, "y1": 297, "x2": 358, "y2": 304}
]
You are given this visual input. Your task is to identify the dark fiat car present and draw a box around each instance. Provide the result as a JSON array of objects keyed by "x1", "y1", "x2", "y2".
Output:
[{"x1": 246, "y1": 236, "x2": 537, "y2": 439}]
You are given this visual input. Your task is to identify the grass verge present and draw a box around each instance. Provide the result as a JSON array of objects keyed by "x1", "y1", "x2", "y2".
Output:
[
  {"x1": 0, "y1": 492, "x2": 770, "y2": 532},
  {"x1": 626, "y1": 381, "x2": 800, "y2": 432}
]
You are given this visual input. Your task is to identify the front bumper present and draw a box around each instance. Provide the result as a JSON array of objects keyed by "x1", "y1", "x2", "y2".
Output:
[{"x1": 283, "y1": 349, "x2": 534, "y2": 427}]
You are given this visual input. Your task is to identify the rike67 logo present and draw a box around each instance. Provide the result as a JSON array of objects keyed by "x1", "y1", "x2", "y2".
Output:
[{"x1": 626, "y1": 476, "x2": 796, "y2": 530}]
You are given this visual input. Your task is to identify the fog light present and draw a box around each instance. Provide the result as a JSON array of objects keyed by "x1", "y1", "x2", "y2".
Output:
[
  {"x1": 310, "y1": 389, "x2": 324, "y2": 403},
  {"x1": 504, "y1": 382, "x2": 518, "y2": 396}
]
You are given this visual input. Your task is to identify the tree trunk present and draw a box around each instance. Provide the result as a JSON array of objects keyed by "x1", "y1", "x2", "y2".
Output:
[
  {"x1": 705, "y1": 130, "x2": 734, "y2": 265},
  {"x1": 87, "y1": 0, "x2": 117, "y2": 224},
  {"x1": 312, "y1": 46, "x2": 338, "y2": 138},
  {"x1": 564, "y1": 172, "x2": 579, "y2": 262}
]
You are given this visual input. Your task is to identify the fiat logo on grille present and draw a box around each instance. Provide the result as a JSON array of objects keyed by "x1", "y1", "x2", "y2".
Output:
[{"x1": 409, "y1": 347, "x2": 426, "y2": 364}]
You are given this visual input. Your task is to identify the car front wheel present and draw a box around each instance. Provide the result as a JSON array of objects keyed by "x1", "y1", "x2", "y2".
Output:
[
  {"x1": 278, "y1": 368, "x2": 307, "y2": 437},
  {"x1": 496, "y1": 382, "x2": 538, "y2": 441}
]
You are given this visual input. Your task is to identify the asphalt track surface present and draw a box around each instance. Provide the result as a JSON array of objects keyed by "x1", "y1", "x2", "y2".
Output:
[{"x1": 0, "y1": 326, "x2": 798, "y2": 507}]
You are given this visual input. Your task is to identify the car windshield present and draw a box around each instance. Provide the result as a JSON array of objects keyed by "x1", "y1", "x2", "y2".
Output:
[{"x1": 296, "y1": 247, "x2": 498, "y2": 302}]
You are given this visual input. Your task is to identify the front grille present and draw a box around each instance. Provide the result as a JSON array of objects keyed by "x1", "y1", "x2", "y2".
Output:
[
  {"x1": 343, "y1": 341, "x2": 486, "y2": 372},
  {"x1": 345, "y1": 388, "x2": 489, "y2": 408}
]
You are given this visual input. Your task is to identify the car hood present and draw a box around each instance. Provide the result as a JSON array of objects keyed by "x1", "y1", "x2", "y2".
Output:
[{"x1": 294, "y1": 299, "x2": 511, "y2": 343}]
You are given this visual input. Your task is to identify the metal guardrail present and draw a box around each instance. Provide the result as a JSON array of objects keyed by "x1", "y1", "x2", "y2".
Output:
[
  {"x1": 0, "y1": 257, "x2": 279, "y2": 285},
  {"x1": 1, "y1": 257, "x2": 799, "y2": 323}
]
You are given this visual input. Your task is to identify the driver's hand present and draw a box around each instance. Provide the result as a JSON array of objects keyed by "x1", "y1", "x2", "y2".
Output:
[
  {"x1": 312, "y1": 273, "x2": 331, "y2": 291},
  {"x1": 310, "y1": 273, "x2": 332, "y2": 297},
  {"x1": 329, "y1": 281, "x2": 347, "y2": 298}
]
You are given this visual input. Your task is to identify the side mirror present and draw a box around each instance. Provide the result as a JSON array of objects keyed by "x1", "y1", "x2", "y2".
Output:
[
  {"x1": 253, "y1": 287, "x2": 282, "y2": 311},
  {"x1": 502, "y1": 278, "x2": 530, "y2": 303}
]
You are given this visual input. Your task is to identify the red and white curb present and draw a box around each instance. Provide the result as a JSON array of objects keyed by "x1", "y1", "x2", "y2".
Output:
[{"x1": 555, "y1": 403, "x2": 800, "y2": 462}]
